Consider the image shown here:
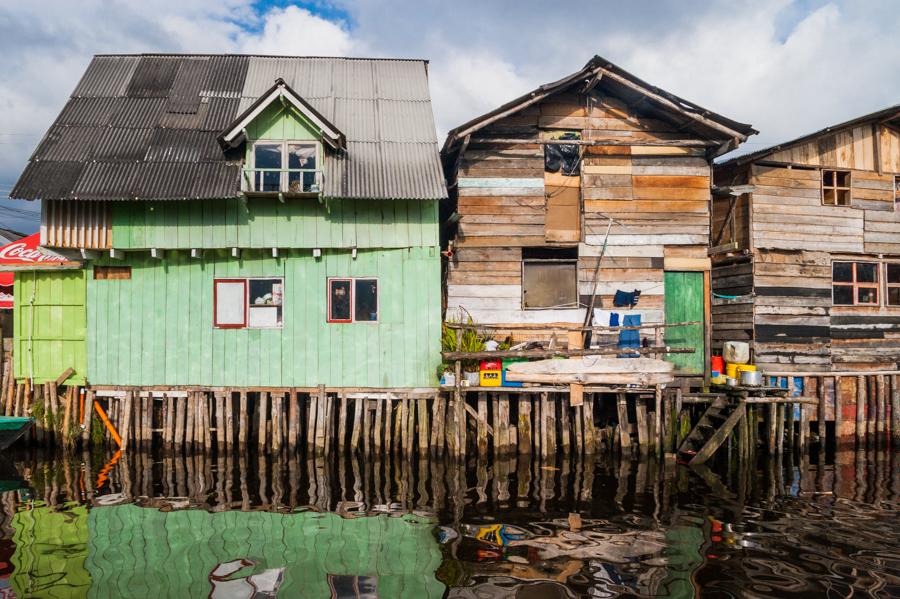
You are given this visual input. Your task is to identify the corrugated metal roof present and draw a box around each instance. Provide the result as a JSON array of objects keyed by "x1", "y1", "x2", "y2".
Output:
[{"x1": 12, "y1": 54, "x2": 446, "y2": 202}]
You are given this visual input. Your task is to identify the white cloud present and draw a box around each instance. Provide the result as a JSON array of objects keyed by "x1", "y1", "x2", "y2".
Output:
[{"x1": 237, "y1": 6, "x2": 363, "y2": 56}]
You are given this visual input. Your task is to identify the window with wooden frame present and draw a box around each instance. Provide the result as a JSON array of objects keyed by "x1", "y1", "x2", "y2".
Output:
[
  {"x1": 251, "y1": 140, "x2": 319, "y2": 193},
  {"x1": 822, "y1": 169, "x2": 851, "y2": 206},
  {"x1": 94, "y1": 266, "x2": 131, "y2": 280},
  {"x1": 213, "y1": 277, "x2": 283, "y2": 329},
  {"x1": 327, "y1": 277, "x2": 378, "y2": 323},
  {"x1": 522, "y1": 247, "x2": 578, "y2": 309},
  {"x1": 886, "y1": 263, "x2": 900, "y2": 306},
  {"x1": 832, "y1": 261, "x2": 878, "y2": 306}
]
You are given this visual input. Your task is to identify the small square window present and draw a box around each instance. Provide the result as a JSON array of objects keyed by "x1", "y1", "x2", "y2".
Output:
[
  {"x1": 328, "y1": 279, "x2": 352, "y2": 323},
  {"x1": 354, "y1": 279, "x2": 378, "y2": 322},
  {"x1": 822, "y1": 169, "x2": 850, "y2": 206}
]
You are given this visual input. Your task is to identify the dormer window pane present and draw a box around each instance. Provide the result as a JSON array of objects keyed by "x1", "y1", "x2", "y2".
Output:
[
  {"x1": 254, "y1": 143, "x2": 282, "y2": 192},
  {"x1": 287, "y1": 143, "x2": 317, "y2": 193}
]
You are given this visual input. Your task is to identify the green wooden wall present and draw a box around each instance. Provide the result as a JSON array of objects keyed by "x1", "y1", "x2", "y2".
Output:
[
  {"x1": 87, "y1": 247, "x2": 441, "y2": 388},
  {"x1": 110, "y1": 198, "x2": 438, "y2": 250},
  {"x1": 86, "y1": 505, "x2": 444, "y2": 599},
  {"x1": 245, "y1": 98, "x2": 319, "y2": 143},
  {"x1": 13, "y1": 270, "x2": 87, "y2": 384}
]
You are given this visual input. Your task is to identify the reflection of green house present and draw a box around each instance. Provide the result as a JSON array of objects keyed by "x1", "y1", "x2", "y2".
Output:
[
  {"x1": 10, "y1": 503, "x2": 91, "y2": 598},
  {"x1": 86, "y1": 505, "x2": 444, "y2": 598}
]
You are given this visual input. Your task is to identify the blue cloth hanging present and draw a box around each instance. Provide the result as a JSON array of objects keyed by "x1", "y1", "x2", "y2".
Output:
[
  {"x1": 618, "y1": 314, "x2": 641, "y2": 357},
  {"x1": 609, "y1": 312, "x2": 620, "y2": 327}
]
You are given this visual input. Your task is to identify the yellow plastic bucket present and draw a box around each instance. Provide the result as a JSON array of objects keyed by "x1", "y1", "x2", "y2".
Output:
[
  {"x1": 725, "y1": 363, "x2": 739, "y2": 379},
  {"x1": 736, "y1": 364, "x2": 757, "y2": 372}
]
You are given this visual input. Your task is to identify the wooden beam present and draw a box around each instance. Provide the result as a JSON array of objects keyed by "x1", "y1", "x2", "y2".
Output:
[
  {"x1": 471, "y1": 137, "x2": 715, "y2": 147},
  {"x1": 442, "y1": 347, "x2": 693, "y2": 360}
]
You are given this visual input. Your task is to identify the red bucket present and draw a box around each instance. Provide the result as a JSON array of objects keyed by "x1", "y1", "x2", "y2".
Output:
[{"x1": 710, "y1": 355, "x2": 725, "y2": 374}]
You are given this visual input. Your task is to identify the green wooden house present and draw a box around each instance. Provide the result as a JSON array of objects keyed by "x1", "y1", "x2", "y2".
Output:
[{"x1": 10, "y1": 55, "x2": 446, "y2": 389}]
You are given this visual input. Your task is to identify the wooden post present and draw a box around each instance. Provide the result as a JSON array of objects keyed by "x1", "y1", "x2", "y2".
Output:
[
  {"x1": 374, "y1": 397, "x2": 384, "y2": 456},
  {"x1": 476, "y1": 392, "x2": 488, "y2": 455},
  {"x1": 82, "y1": 389, "x2": 95, "y2": 445},
  {"x1": 236, "y1": 391, "x2": 246, "y2": 447},
  {"x1": 338, "y1": 394, "x2": 348, "y2": 452},
  {"x1": 350, "y1": 395, "x2": 362, "y2": 452},
  {"x1": 876, "y1": 375, "x2": 886, "y2": 437},
  {"x1": 175, "y1": 394, "x2": 186, "y2": 448},
  {"x1": 775, "y1": 404, "x2": 785, "y2": 455},
  {"x1": 635, "y1": 397, "x2": 648, "y2": 451},
  {"x1": 767, "y1": 402, "x2": 777, "y2": 454},
  {"x1": 418, "y1": 398, "x2": 429, "y2": 455},
  {"x1": 225, "y1": 391, "x2": 235, "y2": 450},
  {"x1": 867, "y1": 376, "x2": 877, "y2": 436},
  {"x1": 270, "y1": 393, "x2": 281, "y2": 453},
  {"x1": 288, "y1": 390, "x2": 298, "y2": 450},
  {"x1": 315, "y1": 385, "x2": 327, "y2": 453},
  {"x1": 363, "y1": 398, "x2": 372, "y2": 454},
  {"x1": 892, "y1": 374, "x2": 900, "y2": 445},
  {"x1": 834, "y1": 376, "x2": 842, "y2": 446},
  {"x1": 144, "y1": 395, "x2": 153, "y2": 447},
  {"x1": 559, "y1": 395, "x2": 571, "y2": 453},
  {"x1": 617, "y1": 393, "x2": 631, "y2": 454},
  {"x1": 498, "y1": 393, "x2": 510, "y2": 455},
  {"x1": 799, "y1": 402, "x2": 809, "y2": 452},
  {"x1": 583, "y1": 394, "x2": 595, "y2": 454},
  {"x1": 856, "y1": 375, "x2": 865, "y2": 446},
  {"x1": 407, "y1": 394, "x2": 416, "y2": 455},
  {"x1": 256, "y1": 392, "x2": 268, "y2": 449},
  {"x1": 545, "y1": 392, "x2": 556, "y2": 456},
  {"x1": 518, "y1": 395, "x2": 531, "y2": 455}
]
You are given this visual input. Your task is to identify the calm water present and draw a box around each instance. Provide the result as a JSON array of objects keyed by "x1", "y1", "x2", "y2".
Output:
[{"x1": 0, "y1": 444, "x2": 896, "y2": 598}]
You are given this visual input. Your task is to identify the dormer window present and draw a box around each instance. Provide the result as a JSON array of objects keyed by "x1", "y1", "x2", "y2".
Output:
[{"x1": 251, "y1": 141, "x2": 319, "y2": 193}]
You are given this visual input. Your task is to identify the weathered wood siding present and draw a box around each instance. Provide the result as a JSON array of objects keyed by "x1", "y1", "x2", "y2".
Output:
[
  {"x1": 712, "y1": 125, "x2": 900, "y2": 370},
  {"x1": 448, "y1": 91, "x2": 712, "y2": 332},
  {"x1": 767, "y1": 123, "x2": 900, "y2": 173},
  {"x1": 87, "y1": 247, "x2": 441, "y2": 387}
]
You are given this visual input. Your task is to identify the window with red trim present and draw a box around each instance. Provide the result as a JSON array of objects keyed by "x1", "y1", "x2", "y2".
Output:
[
  {"x1": 328, "y1": 277, "x2": 378, "y2": 323},
  {"x1": 832, "y1": 261, "x2": 878, "y2": 306}
]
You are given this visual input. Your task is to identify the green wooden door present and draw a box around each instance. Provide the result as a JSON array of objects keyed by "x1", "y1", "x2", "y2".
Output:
[
  {"x1": 664, "y1": 271, "x2": 705, "y2": 375},
  {"x1": 14, "y1": 269, "x2": 87, "y2": 384}
]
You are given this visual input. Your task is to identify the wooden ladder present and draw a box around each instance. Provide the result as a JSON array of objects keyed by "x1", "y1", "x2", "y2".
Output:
[{"x1": 677, "y1": 397, "x2": 745, "y2": 465}]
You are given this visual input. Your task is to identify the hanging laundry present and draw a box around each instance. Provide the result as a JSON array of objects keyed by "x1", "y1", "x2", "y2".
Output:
[
  {"x1": 618, "y1": 314, "x2": 641, "y2": 357},
  {"x1": 609, "y1": 312, "x2": 620, "y2": 327},
  {"x1": 613, "y1": 289, "x2": 641, "y2": 308}
]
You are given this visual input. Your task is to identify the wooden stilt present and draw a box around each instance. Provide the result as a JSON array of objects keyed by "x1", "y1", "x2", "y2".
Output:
[
  {"x1": 856, "y1": 375, "x2": 865, "y2": 446},
  {"x1": 400, "y1": 396, "x2": 410, "y2": 455},
  {"x1": 768, "y1": 402, "x2": 777, "y2": 453},
  {"x1": 204, "y1": 393, "x2": 213, "y2": 451},
  {"x1": 406, "y1": 395, "x2": 416, "y2": 455},
  {"x1": 477, "y1": 392, "x2": 488, "y2": 455},
  {"x1": 374, "y1": 397, "x2": 384, "y2": 456},
  {"x1": 635, "y1": 397, "x2": 648, "y2": 452},
  {"x1": 867, "y1": 376, "x2": 877, "y2": 436},
  {"x1": 175, "y1": 395, "x2": 186, "y2": 448},
  {"x1": 257, "y1": 392, "x2": 268, "y2": 448},
  {"x1": 350, "y1": 395, "x2": 362, "y2": 452},
  {"x1": 546, "y1": 392, "x2": 556, "y2": 456},
  {"x1": 892, "y1": 374, "x2": 900, "y2": 445},
  {"x1": 82, "y1": 389, "x2": 95, "y2": 445},
  {"x1": 118, "y1": 390, "x2": 131, "y2": 450},
  {"x1": 315, "y1": 385, "x2": 326, "y2": 453},
  {"x1": 338, "y1": 394, "x2": 348, "y2": 452},
  {"x1": 498, "y1": 393, "x2": 510, "y2": 455},
  {"x1": 363, "y1": 398, "x2": 372, "y2": 455},
  {"x1": 654, "y1": 386, "x2": 663, "y2": 454},
  {"x1": 559, "y1": 395, "x2": 571, "y2": 453},
  {"x1": 238, "y1": 391, "x2": 248, "y2": 447},
  {"x1": 776, "y1": 404, "x2": 785, "y2": 455},
  {"x1": 616, "y1": 393, "x2": 631, "y2": 454},
  {"x1": 288, "y1": 390, "x2": 298, "y2": 450},
  {"x1": 418, "y1": 397, "x2": 429, "y2": 455},
  {"x1": 518, "y1": 395, "x2": 531, "y2": 455},
  {"x1": 307, "y1": 390, "x2": 318, "y2": 450},
  {"x1": 225, "y1": 391, "x2": 235, "y2": 450},
  {"x1": 392, "y1": 396, "x2": 402, "y2": 454},
  {"x1": 877, "y1": 375, "x2": 886, "y2": 437},
  {"x1": 833, "y1": 376, "x2": 842, "y2": 446}
]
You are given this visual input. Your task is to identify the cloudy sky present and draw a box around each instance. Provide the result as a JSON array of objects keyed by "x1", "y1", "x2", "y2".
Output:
[{"x1": 1, "y1": 0, "x2": 898, "y2": 233}]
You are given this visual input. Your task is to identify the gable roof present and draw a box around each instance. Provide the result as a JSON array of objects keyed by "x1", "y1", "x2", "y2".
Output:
[
  {"x1": 443, "y1": 55, "x2": 757, "y2": 157},
  {"x1": 719, "y1": 104, "x2": 900, "y2": 167},
  {"x1": 219, "y1": 77, "x2": 346, "y2": 150},
  {"x1": 12, "y1": 54, "x2": 446, "y2": 202}
]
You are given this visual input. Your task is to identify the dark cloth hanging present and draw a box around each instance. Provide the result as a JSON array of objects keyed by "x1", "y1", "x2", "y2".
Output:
[
  {"x1": 543, "y1": 132, "x2": 581, "y2": 175},
  {"x1": 613, "y1": 289, "x2": 641, "y2": 308}
]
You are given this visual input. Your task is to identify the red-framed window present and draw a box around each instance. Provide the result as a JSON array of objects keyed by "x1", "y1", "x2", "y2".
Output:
[
  {"x1": 214, "y1": 278, "x2": 284, "y2": 329},
  {"x1": 832, "y1": 261, "x2": 879, "y2": 306},
  {"x1": 327, "y1": 277, "x2": 378, "y2": 323},
  {"x1": 214, "y1": 279, "x2": 247, "y2": 328}
]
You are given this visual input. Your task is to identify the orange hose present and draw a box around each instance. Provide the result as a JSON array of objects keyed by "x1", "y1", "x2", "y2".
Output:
[{"x1": 93, "y1": 400, "x2": 122, "y2": 449}]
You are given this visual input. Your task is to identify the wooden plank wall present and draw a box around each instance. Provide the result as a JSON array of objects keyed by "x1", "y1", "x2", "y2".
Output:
[
  {"x1": 767, "y1": 124, "x2": 900, "y2": 172},
  {"x1": 448, "y1": 90, "x2": 713, "y2": 329},
  {"x1": 741, "y1": 149, "x2": 900, "y2": 370}
]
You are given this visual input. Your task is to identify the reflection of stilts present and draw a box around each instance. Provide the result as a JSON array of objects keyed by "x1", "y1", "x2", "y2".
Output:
[{"x1": 94, "y1": 449, "x2": 122, "y2": 490}]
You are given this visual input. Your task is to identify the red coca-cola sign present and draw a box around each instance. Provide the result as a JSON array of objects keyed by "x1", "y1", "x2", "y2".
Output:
[{"x1": 0, "y1": 233, "x2": 75, "y2": 267}]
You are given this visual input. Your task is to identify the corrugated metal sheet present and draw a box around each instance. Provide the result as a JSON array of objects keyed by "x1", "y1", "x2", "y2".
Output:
[
  {"x1": 72, "y1": 56, "x2": 139, "y2": 98},
  {"x1": 13, "y1": 54, "x2": 446, "y2": 202}
]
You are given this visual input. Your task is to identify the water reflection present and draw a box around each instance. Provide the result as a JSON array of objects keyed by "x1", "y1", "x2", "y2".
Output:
[{"x1": 0, "y1": 445, "x2": 896, "y2": 598}]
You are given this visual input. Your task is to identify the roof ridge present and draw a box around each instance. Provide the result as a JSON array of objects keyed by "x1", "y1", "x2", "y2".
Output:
[{"x1": 92, "y1": 53, "x2": 429, "y2": 63}]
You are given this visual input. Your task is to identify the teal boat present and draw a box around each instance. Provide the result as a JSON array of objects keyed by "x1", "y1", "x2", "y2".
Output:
[{"x1": 0, "y1": 417, "x2": 33, "y2": 450}]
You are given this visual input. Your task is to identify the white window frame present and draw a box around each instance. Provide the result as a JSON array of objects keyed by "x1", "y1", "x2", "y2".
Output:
[
  {"x1": 213, "y1": 277, "x2": 284, "y2": 329},
  {"x1": 251, "y1": 140, "x2": 320, "y2": 193},
  {"x1": 327, "y1": 277, "x2": 379, "y2": 324}
]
